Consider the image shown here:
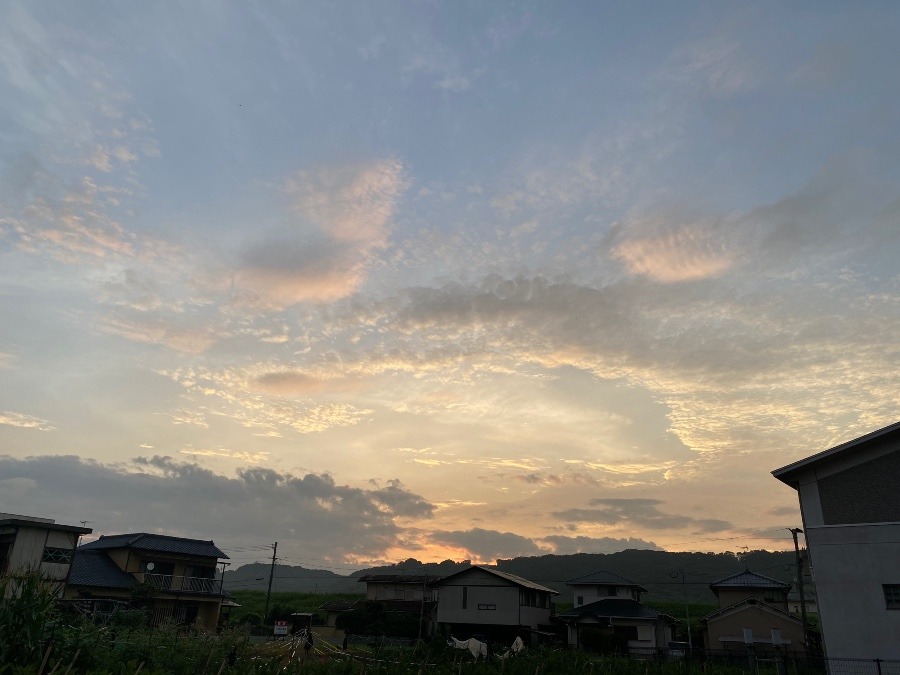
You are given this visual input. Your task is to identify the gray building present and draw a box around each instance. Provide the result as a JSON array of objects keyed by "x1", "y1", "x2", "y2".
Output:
[
  {"x1": 432, "y1": 565, "x2": 557, "y2": 646},
  {"x1": 0, "y1": 513, "x2": 92, "y2": 595},
  {"x1": 773, "y1": 421, "x2": 900, "y2": 659}
]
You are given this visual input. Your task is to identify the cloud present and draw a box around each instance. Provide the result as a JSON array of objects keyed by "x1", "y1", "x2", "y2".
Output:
[
  {"x1": 611, "y1": 211, "x2": 734, "y2": 282},
  {"x1": 98, "y1": 313, "x2": 218, "y2": 355},
  {"x1": 162, "y1": 366, "x2": 374, "y2": 435},
  {"x1": 554, "y1": 498, "x2": 732, "y2": 532},
  {"x1": 178, "y1": 447, "x2": 268, "y2": 464},
  {"x1": 253, "y1": 372, "x2": 326, "y2": 395},
  {"x1": 540, "y1": 535, "x2": 661, "y2": 555},
  {"x1": 0, "y1": 454, "x2": 434, "y2": 562},
  {"x1": 237, "y1": 160, "x2": 405, "y2": 307},
  {"x1": 665, "y1": 36, "x2": 762, "y2": 96},
  {"x1": 430, "y1": 527, "x2": 544, "y2": 562},
  {"x1": 0, "y1": 411, "x2": 54, "y2": 432}
]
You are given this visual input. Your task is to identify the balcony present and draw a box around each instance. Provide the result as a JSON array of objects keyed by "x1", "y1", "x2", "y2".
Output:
[{"x1": 136, "y1": 573, "x2": 222, "y2": 595}]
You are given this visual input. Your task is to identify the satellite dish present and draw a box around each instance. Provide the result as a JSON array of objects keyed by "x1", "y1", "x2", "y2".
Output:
[{"x1": 146, "y1": 562, "x2": 155, "y2": 571}]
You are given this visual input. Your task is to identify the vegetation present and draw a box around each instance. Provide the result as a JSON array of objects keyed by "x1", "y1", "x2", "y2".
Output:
[
  {"x1": 2, "y1": 573, "x2": 819, "y2": 674},
  {"x1": 228, "y1": 591, "x2": 363, "y2": 625}
]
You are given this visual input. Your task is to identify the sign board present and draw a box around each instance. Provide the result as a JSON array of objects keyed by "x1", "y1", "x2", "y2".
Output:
[{"x1": 274, "y1": 620, "x2": 291, "y2": 636}]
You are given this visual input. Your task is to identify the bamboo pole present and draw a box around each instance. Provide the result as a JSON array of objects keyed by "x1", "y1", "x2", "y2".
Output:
[
  {"x1": 37, "y1": 643, "x2": 53, "y2": 675},
  {"x1": 61, "y1": 648, "x2": 81, "y2": 675}
]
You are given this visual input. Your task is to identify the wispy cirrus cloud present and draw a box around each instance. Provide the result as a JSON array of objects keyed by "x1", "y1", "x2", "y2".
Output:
[
  {"x1": 162, "y1": 366, "x2": 374, "y2": 435},
  {"x1": 0, "y1": 411, "x2": 54, "y2": 432}
]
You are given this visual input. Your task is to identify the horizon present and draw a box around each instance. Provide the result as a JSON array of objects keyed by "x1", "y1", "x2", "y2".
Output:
[{"x1": 1, "y1": 2, "x2": 898, "y2": 570}]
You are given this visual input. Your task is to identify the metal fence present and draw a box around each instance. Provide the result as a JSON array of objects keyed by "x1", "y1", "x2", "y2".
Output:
[{"x1": 612, "y1": 647, "x2": 899, "y2": 675}]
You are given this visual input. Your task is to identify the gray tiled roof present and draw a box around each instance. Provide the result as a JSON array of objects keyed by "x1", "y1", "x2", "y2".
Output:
[
  {"x1": 79, "y1": 533, "x2": 227, "y2": 559},
  {"x1": 358, "y1": 574, "x2": 439, "y2": 584},
  {"x1": 68, "y1": 550, "x2": 135, "y2": 589},
  {"x1": 709, "y1": 569, "x2": 791, "y2": 591},
  {"x1": 565, "y1": 571, "x2": 648, "y2": 592},
  {"x1": 433, "y1": 565, "x2": 558, "y2": 594},
  {"x1": 558, "y1": 598, "x2": 674, "y2": 622}
]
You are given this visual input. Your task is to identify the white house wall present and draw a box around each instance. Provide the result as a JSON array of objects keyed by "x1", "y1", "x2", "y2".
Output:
[{"x1": 806, "y1": 523, "x2": 900, "y2": 659}]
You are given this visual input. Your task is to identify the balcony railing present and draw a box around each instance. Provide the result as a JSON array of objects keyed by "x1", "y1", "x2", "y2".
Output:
[{"x1": 136, "y1": 573, "x2": 222, "y2": 595}]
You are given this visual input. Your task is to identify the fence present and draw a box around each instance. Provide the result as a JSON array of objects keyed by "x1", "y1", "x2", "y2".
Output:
[{"x1": 609, "y1": 647, "x2": 900, "y2": 675}]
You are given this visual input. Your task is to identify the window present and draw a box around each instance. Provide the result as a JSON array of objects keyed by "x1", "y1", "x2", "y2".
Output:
[
  {"x1": 607, "y1": 586, "x2": 618, "y2": 597},
  {"x1": 884, "y1": 584, "x2": 900, "y2": 610},
  {"x1": 613, "y1": 625, "x2": 639, "y2": 641},
  {"x1": 477, "y1": 604, "x2": 496, "y2": 610},
  {"x1": 462, "y1": 586, "x2": 467, "y2": 609},
  {"x1": 41, "y1": 547, "x2": 73, "y2": 564},
  {"x1": 577, "y1": 596, "x2": 584, "y2": 606}
]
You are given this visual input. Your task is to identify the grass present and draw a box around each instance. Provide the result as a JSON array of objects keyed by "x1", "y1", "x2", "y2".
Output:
[{"x1": 228, "y1": 590, "x2": 363, "y2": 624}]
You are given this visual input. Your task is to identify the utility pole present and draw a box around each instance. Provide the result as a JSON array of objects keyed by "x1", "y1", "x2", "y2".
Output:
[
  {"x1": 264, "y1": 542, "x2": 278, "y2": 625},
  {"x1": 789, "y1": 528, "x2": 809, "y2": 651},
  {"x1": 670, "y1": 568, "x2": 692, "y2": 649},
  {"x1": 418, "y1": 573, "x2": 428, "y2": 642}
]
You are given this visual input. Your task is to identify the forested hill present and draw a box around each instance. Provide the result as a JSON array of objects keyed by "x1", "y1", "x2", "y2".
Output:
[{"x1": 223, "y1": 549, "x2": 799, "y2": 604}]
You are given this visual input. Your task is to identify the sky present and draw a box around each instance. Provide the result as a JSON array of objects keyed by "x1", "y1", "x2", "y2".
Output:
[{"x1": 1, "y1": 1, "x2": 898, "y2": 572}]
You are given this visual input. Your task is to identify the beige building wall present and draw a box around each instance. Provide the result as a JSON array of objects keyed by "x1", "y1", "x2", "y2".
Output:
[{"x1": 705, "y1": 605, "x2": 804, "y2": 653}]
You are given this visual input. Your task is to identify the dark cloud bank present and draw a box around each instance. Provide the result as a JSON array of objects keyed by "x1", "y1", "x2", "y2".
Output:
[{"x1": 1, "y1": 455, "x2": 666, "y2": 564}]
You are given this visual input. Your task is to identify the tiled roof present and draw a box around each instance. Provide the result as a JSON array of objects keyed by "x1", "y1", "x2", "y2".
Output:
[
  {"x1": 433, "y1": 565, "x2": 557, "y2": 594},
  {"x1": 68, "y1": 550, "x2": 135, "y2": 589},
  {"x1": 358, "y1": 574, "x2": 439, "y2": 584},
  {"x1": 558, "y1": 598, "x2": 674, "y2": 622},
  {"x1": 565, "y1": 571, "x2": 648, "y2": 592},
  {"x1": 79, "y1": 533, "x2": 227, "y2": 559},
  {"x1": 319, "y1": 600, "x2": 361, "y2": 612},
  {"x1": 709, "y1": 569, "x2": 791, "y2": 591}
]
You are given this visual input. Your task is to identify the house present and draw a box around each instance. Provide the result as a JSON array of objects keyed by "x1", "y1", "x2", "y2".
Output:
[
  {"x1": 702, "y1": 569, "x2": 804, "y2": 654},
  {"x1": 359, "y1": 573, "x2": 438, "y2": 603},
  {"x1": 557, "y1": 598, "x2": 675, "y2": 653},
  {"x1": 357, "y1": 574, "x2": 439, "y2": 636},
  {"x1": 709, "y1": 569, "x2": 791, "y2": 611},
  {"x1": 773, "y1": 421, "x2": 900, "y2": 659},
  {"x1": 787, "y1": 590, "x2": 818, "y2": 616},
  {"x1": 0, "y1": 513, "x2": 92, "y2": 595},
  {"x1": 431, "y1": 565, "x2": 557, "y2": 646},
  {"x1": 66, "y1": 532, "x2": 229, "y2": 629},
  {"x1": 319, "y1": 599, "x2": 361, "y2": 628},
  {"x1": 566, "y1": 571, "x2": 647, "y2": 607}
]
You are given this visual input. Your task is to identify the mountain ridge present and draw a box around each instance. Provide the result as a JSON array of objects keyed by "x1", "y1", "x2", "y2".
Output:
[{"x1": 223, "y1": 548, "x2": 799, "y2": 603}]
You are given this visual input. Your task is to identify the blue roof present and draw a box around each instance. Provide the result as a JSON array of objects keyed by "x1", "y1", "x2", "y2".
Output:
[
  {"x1": 68, "y1": 550, "x2": 135, "y2": 589},
  {"x1": 79, "y1": 533, "x2": 227, "y2": 559}
]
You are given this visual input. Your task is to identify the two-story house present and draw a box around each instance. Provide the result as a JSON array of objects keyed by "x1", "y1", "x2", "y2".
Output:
[
  {"x1": 0, "y1": 513, "x2": 92, "y2": 595},
  {"x1": 66, "y1": 532, "x2": 228, "y2": 629},
  {"x1": 558, "y1": 571, "x2": 673, "y2": 653},
  {"x1": 773, "y1": 421, "x2": 900, "y2": 660},
  {"x1": 701, "y1": 569, "x2": 804, "y2": 654},
  {"x1": 357, "y1": 574, "x2": 440, "y2": 636},
  {"x1": 431, "y1": 565, "x2": 557, "y2": 646},
  {"x1": 566, "y1": 571, "x2": 647, "y2": 607}
]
